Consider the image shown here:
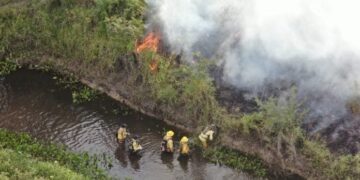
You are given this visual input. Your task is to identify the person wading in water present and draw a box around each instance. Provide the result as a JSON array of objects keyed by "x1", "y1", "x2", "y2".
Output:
[
  {"x1": 117, "y1": 124, "x2": 130, "y2": 143},
  {"x1": 161, "y1": 130, "x2": 174, "y2": 153}
]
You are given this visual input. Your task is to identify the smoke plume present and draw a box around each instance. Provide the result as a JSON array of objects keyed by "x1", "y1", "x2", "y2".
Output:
[{"x1": 146, "y1": 0, "x2": 360, "y2": 133}]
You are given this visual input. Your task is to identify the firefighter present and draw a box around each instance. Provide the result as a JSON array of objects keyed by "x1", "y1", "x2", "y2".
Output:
[
  {"x1": 198, "y1": 124, "x2": 216, "y2": 148},
  {"x1": 161, "y1": 130, "x2": 174, "y2": 153},
  {"x1": 179, "y1": 136, "x2": 190, "y2": 156},
  {"x1": 128, "y1": 135, "x2": 143, "y2": 154},
  {"x1": 117, "y1": 124, "x2": 130, "y2": 142}
]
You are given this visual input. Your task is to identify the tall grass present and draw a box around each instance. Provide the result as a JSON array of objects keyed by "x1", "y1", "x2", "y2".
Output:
[
  {"x1": 138, "y1": 52, "x2": 220, "y2": 125},
  {"x1": 0, "y1": 0, "x2": 144, "y2": 70}
]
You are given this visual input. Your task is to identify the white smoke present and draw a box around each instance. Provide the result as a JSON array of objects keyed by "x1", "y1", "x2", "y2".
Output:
[{"x1": 146, "y1": 0, "x2": 360, "y2": 131}]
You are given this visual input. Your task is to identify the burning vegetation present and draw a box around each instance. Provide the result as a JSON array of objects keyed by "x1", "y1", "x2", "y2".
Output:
[
  {"x1": 136, "y1": 32, "x2": 161, "y2": 72},
  {"x1": 136, "y1": 32, "x2": 160, "y2": 53}
]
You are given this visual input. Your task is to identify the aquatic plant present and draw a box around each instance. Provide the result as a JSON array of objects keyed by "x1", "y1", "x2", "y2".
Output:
[
  {"x1": 0, "y1": 60, "x2": 18, "y2": 76},
  {"x1": 72, "y1": 86, "x2": 99, "y2": 104},
  {"x1": 203, "y1": 147, "x2": 268, "y2": 177}
]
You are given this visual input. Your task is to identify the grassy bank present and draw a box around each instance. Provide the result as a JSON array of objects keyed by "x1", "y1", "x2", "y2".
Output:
[
  {"x1": 1, "y1": 0, "x2": 360, "y2": 179},
  {"x1": 0, "y1": 0, "x2": 144, "y2": 70},
  {"x1": 0, "y1": 149, "x2": 87, "y2": 179},
  {"x1": 139, "y1": 52, "x2": 360, "y2": 178},
  {"x1": 0, "y1": 129, "x2": 109, "y2": 179}
]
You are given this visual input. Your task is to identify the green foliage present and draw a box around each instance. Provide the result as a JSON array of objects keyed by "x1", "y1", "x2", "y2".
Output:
[
  {"x1": 331, "y1": 154, "x2": 360, "y2": 179},
  {"x1": 72, "y1": 86, "x2": 99, "y2": 104},
  {"x1": 302, "y1": 140, "x2": 331, "y2": 173},
  {"x1": 0, "y1": 60, "x2": 18, "y2": 76},
  {"x1": 0, "y1": 0, "x2": 145, "y2": 69},
  {"x1": 203, "y1": 147, "x2": 268, "y2": 177},
  {"x1": 53, "y1": 75, "x2": 99, "y2": 104},
  {"x1": 0, "y1": 149, "x2": 87, "y2": 180},
  {"x1": 302, "y1": 140, "x2": 360, "y2": 179},
  {"x1": 221, "y1": 89, "x2": 306, "y2": 160},
  {"x1": 138, "y1": 52, "x2": 220, "y2": 124},
  {"x1": 95, "y1": 0, "x2": 145, "y2": 20},
  {"x1": 254, "y1": 89, "x2": 305, "y2": 158},
  {"x1": 0, "y1": 129, "x2": 110, "y2": 179}
]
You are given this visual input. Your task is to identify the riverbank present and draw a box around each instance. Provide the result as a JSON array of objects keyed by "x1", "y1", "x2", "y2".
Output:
[
  {"x1": 0, "y1": 129, "x2": 109, "y2": 179},
  {"x1": 1, "y1": 1, "x2": 360, "y2": 179},
  {"x1": 0, "y1": 69, "x2": 253, "y2": 180}
]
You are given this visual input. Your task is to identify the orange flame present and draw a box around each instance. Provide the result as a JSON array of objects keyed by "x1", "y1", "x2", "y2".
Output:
[
  {"x1": 136, "y1": 32, "x2": 160, "y2": 53},
  {"x1": 149, "y1": 59, "x2": 158, "y2": 72}
]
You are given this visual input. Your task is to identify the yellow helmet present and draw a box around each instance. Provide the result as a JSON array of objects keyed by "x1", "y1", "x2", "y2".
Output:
[
  {"x1": 180, "y1": 136, "x2": 188, "y2": 143},
  {"x1": 166, "y1": 130, "x2": 174, "y2": 137}
]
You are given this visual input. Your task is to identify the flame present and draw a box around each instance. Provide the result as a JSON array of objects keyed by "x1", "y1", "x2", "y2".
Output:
[
  {"x1": 136, "y1": 32, "x2": 160, "y2": 53},
  {"x1": 149, "y1": 59, "x2": 158, "y2": 72},
  {"x1": 136, "y1": 32, "x2": 161, "y2": 73}
]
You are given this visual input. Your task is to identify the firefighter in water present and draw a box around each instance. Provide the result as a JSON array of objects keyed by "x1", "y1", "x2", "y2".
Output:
[
  {"x1": 117, "y1": 124, "x2": 130, "y2": 142},
  {"x1": 128, "y1": 135, "x2": 143, "y2": 154},
  {"x1": 179, "y1": 136, "x2": 190, "y2": 156},
  {"x1": 161, "y1": 130, "x2": 174, "y2": 153},
  {"x1": 198, "y1": 124, "x2": 216, "y2": 148}
]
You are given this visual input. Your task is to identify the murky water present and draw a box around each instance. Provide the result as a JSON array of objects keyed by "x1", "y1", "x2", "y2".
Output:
[{"x1": 0, "y1": 69, "x2": 252, "y2": 180}]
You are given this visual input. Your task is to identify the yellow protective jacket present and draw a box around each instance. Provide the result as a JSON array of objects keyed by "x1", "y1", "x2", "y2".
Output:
[
  {"x1": 179, "y1": 142, "x2": 189, "y2": 155},
  {"x1": 117, "y1": 127, "x2": 128, "y2": 141},
  {"x1": 167, "y1": 139, "x2": 174, "y2": 153},
  {"x1": 132, "y1": 139, "x2": 142, "y2": 152},
  {"x1": 163, "y1": 135, "x2": 174, "y2": 153},
  {"x1": 199, "y1": 130, "x2": 214, "y2": 143}
]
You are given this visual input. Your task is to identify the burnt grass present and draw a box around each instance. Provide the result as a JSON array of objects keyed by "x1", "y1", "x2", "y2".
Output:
[{"x1": 211, "y1": 63, "x2": 360, "y2": 155}]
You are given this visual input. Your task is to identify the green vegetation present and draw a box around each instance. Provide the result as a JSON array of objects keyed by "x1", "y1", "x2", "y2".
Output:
[
  {"x1": 137, "y1": 52, "x2": 219, "y2": 125},
  {"x1": 54, "y1": 75, "x2": 99, "y2": 103},
  {"x1": 0, "y1": 0, "x2": 144, "y2": 70},
  {"x1": 219, "y1": 89, "x2": 360, "y2": 179},
  {"x1": 72, "y1": 86, "x2": 99, "y2": 104},
  {"x1": 0, "y1": 60, "x2": 18, "y2": 76},
  {"x1": 224, "y1": 89, "x2": 305, "y2": 160},
  {"x1": 0, "y1": 129, "x2": 109, "y2": 179},
  {"x1": 203, "y1": 147, "x2": 267, "y2": 177},
  {"x1": 1, "y1": 0, "x2": 360, "y2": 179},
  {"x1": 302, "y1": 140, "x2": 360, "y2": 179},
  {"x1": 0, "y1": 149, "x2": 87, "y2": 180}
]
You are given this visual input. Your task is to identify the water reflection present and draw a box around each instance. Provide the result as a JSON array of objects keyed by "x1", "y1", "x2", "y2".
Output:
[
  {"x1": 178, "y1": 155, "x2": 189, "y2": 172},
  {"x1": 129, "y1": 153, "x2": 141, "y2": 170},
  {"x1": 161, "y1": 153, "x2": 175, "y2": 170},
  {"x1": 115, "y1": 144, "x2": 128, "y2": 168}
]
